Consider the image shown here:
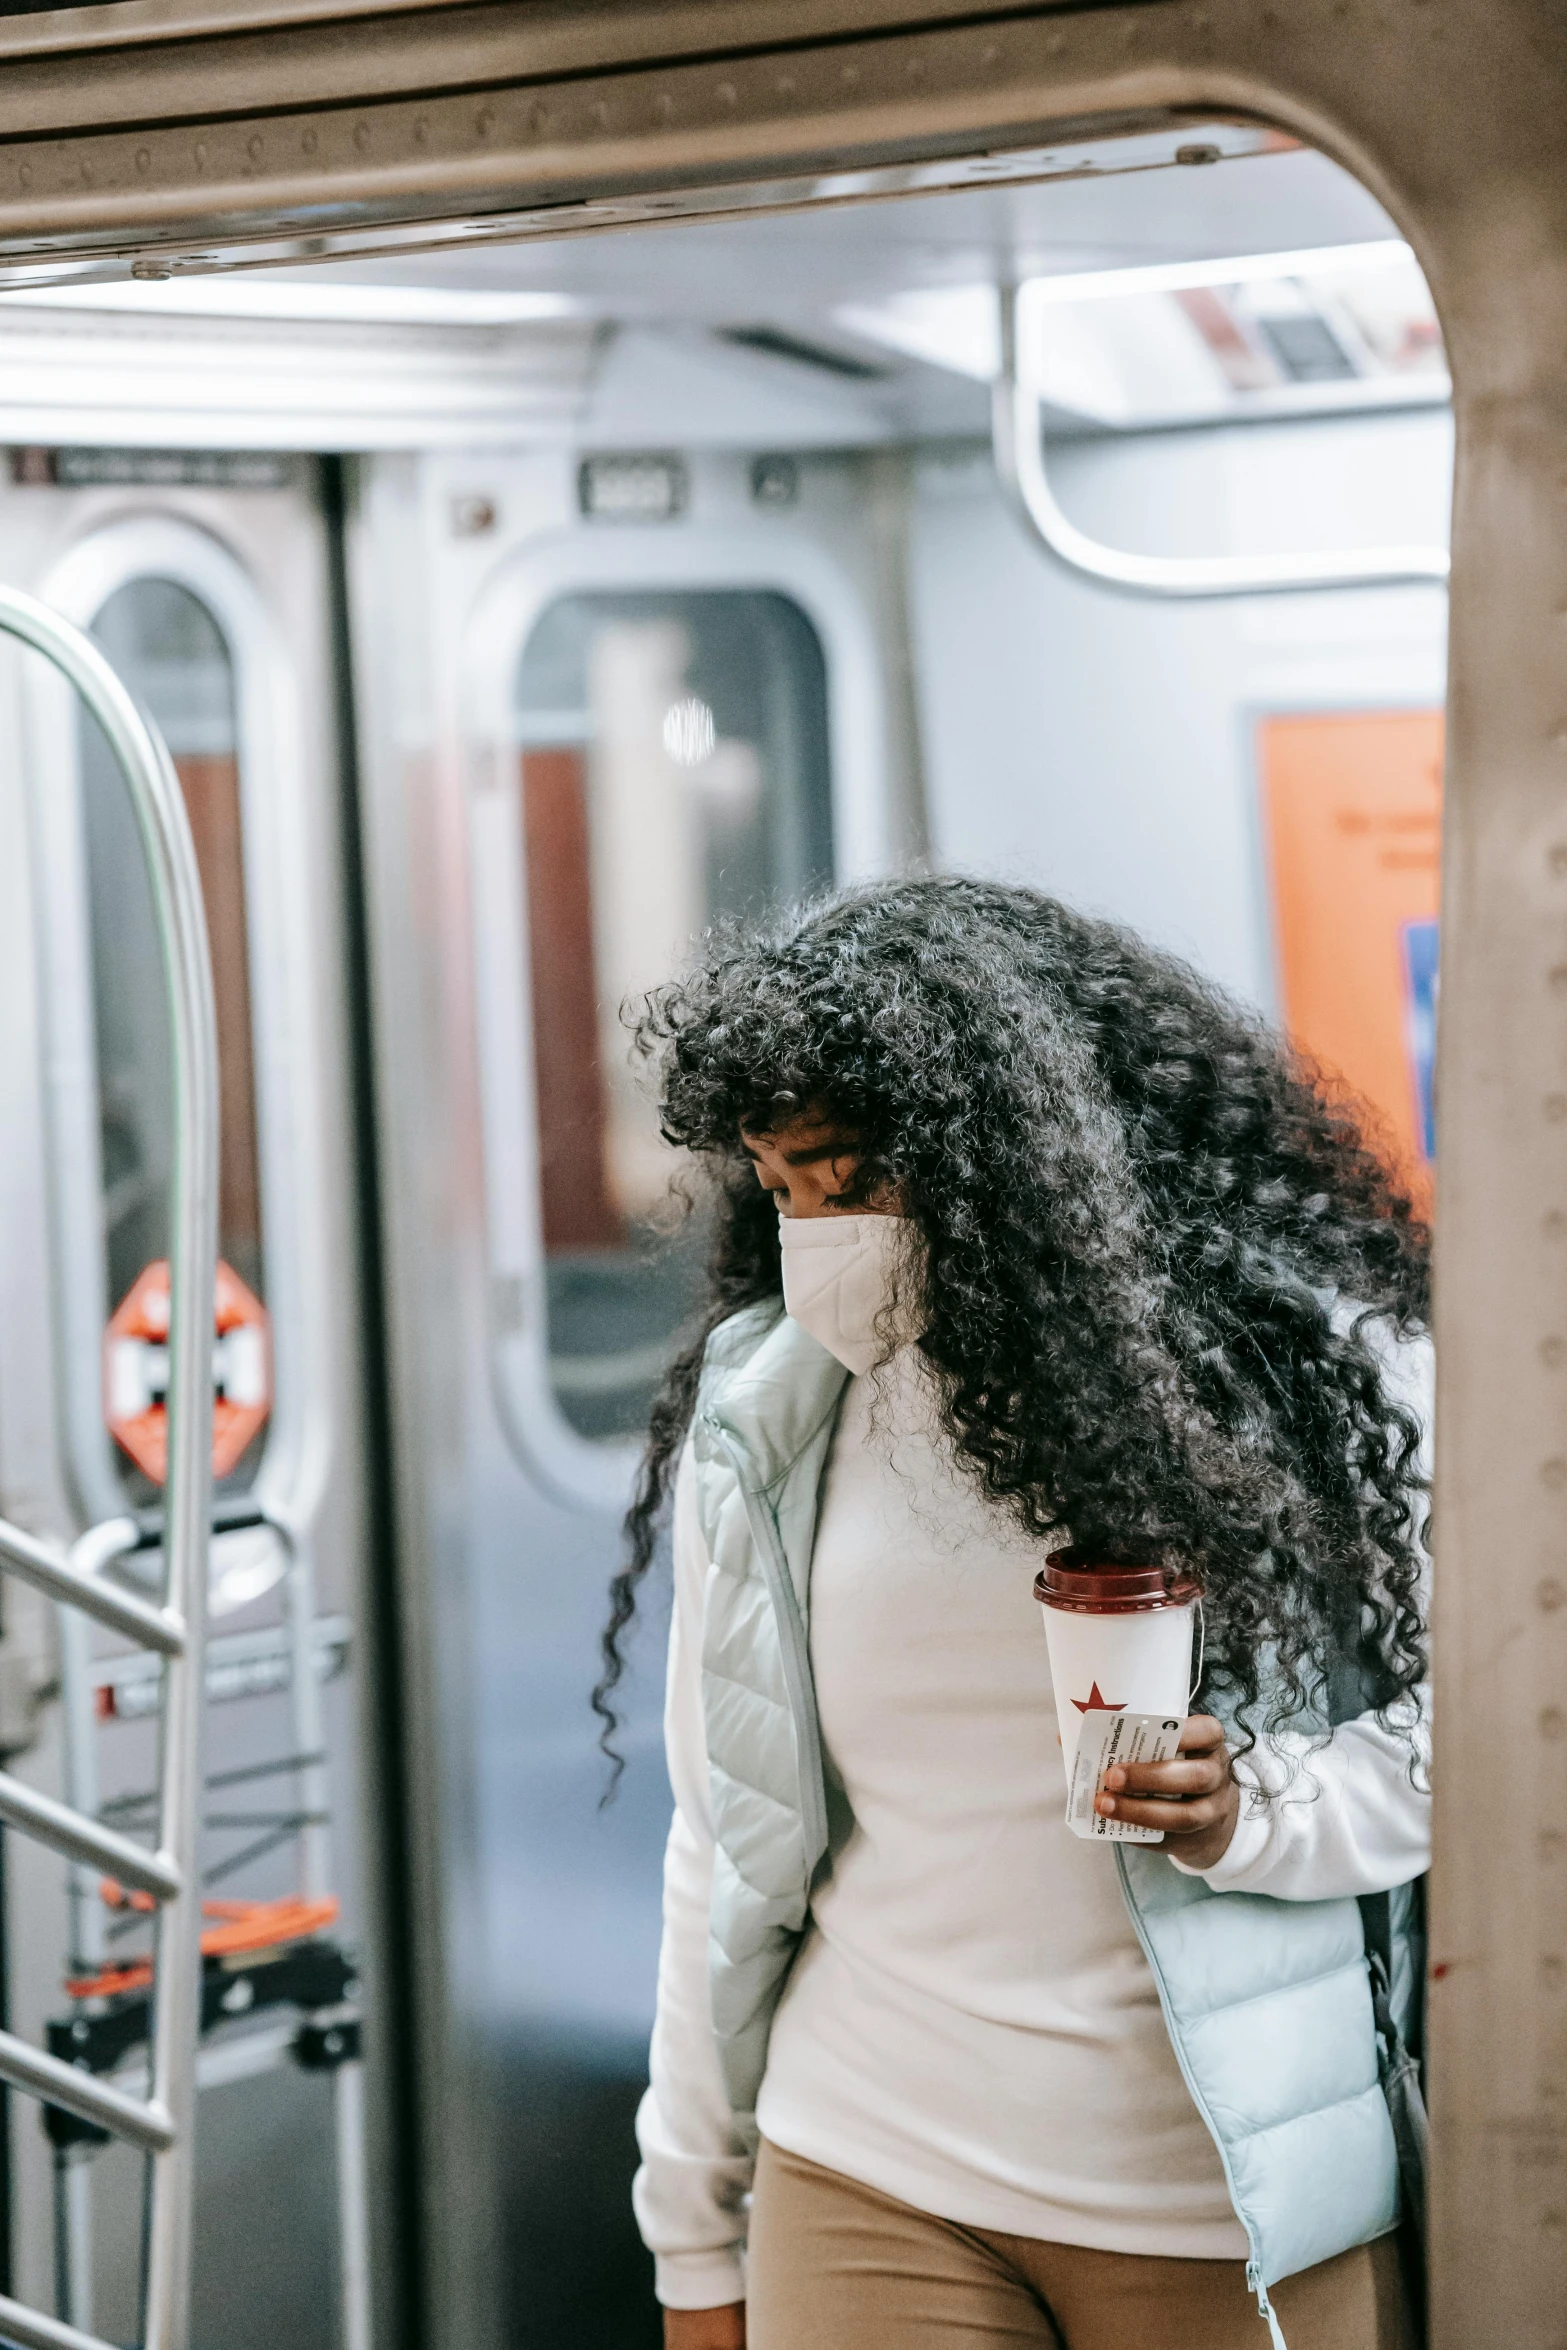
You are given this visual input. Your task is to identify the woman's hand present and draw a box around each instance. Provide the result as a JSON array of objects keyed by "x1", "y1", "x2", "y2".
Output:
[
  {"x1": 1096, "y1": 1714, "x2": 1240, "y2": 1869},
  {"x1": 665, "y1": 2305, "x2": 746, "y2": 2349}
]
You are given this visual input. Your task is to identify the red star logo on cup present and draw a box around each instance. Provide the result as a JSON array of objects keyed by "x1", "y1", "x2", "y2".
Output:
[{"x1": 1071, "y1": 1681, "x2": 1127, "y2": 1716}]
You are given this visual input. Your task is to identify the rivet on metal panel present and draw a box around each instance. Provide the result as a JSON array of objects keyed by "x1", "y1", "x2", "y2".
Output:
[
  {"x1": 135, "y1": 150, "x2": 150, "y2": 175},
  {"x1": 16, "y1": 166, "x2": 29, "y2": 190},
  {"x1": 528, "y1": 103, "x2": 548, "y2": 136},
  {"x1": 716, "y1": 82, "x2": 737, "y2": 108},
  {"x1": 193, "y1": 142, "x2": 206, "y2": 170},
  {"x1": 592, "y1": 99, "x2": 609, "y2": 128},
  {"x1": 1547, "y1": 1095, "x2": 1567, "y2": 1122},
  {"x1": 842, "y1": 62, "x2": 860, "y2": 86},
  {"x1": 1541, "y1": 1458, "x2": 1567, "y2": 1488},
  {"x1": 414, "y1": 118, "x2": 428, "y2": 147},
  {"x1": 981, "y1": 43, "x2": 1000, "y2": 68},
  {"x1": 777, "y1": 72, "x2": 796, "y2": 96},
  {"x1": 301, "y1": 128, "x2": 317, "y2": 155},
  {"x1": 475, "y1": 109, "x2": 493, "y2": 139},
  {"x1": 751, "y1": 456, "x2": 798, "y2": 509},
  {"x1": 1542, "y1": 1705, "x2": 1567, "y2": 1738},
  {"x1": 247, "y1": 135, "x2": 263, "y2": 162},
  {"x1": 655, "y1": 93, "x2": 673, "y2": 123},
  {"x1": 354, "y1": 122, "x2": 371, "y2": 151},
  {"x1": 1538, "y1": 1577, "x2": 1566, "y2": 1611}
]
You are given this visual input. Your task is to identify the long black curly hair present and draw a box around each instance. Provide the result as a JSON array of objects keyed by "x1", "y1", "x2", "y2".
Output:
[{"x1": 593, "y1": 876, "x2": 1430, "y2": 1775}]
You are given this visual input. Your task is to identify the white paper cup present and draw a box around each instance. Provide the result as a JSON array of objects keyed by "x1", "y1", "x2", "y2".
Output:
[{"x1": 1034, "y1": 1552, "x2": 1201, "y2": 1780}]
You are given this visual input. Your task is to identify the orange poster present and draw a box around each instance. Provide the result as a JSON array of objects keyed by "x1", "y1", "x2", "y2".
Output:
[{"x1": 1258, "y1": 709, "x2": 1442, "y2": 1207}]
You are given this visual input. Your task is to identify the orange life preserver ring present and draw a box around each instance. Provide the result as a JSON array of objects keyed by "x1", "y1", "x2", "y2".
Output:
[{"x1": 103, "y1": 1257, "x2": 272, "y2": 1482}]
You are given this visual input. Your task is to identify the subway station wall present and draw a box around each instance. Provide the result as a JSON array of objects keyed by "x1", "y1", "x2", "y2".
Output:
[{"x1": 908, "y1": 407, "x2": 1453, "y2": 1017}]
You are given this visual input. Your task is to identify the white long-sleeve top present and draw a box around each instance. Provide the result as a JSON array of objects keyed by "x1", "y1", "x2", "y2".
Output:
[{"x1": 634, "y1": 1332, "x2": 1433, "y2": 2311}]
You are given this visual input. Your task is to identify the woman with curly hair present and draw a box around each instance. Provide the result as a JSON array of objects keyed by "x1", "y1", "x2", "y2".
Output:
[{"x1": 602, "y1": 878, "x2": 1430, "y2": 2350}]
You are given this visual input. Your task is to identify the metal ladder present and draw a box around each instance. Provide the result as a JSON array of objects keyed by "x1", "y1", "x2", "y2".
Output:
[
  {"x1": 0, "y1": 588, "x2": 216, "y2": 2350},
  {"x1": 53, "y1": 1499, "x2": 372, "y2": 2350}
]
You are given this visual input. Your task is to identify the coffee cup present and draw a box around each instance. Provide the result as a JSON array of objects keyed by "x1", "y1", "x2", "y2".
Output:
[{"x1": 1034, "y1": 1550, "x2": 1202, "y2": 1781}]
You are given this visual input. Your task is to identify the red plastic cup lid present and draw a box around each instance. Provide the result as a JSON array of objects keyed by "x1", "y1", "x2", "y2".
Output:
[{"x1": 1033, "y1": 1548, "x2": 1202, "y2": 1613}]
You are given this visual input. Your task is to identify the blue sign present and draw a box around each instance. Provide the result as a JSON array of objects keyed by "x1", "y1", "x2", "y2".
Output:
[{"x1": 1401, "y1": 918, "x2": 1439, "y2": 1163}]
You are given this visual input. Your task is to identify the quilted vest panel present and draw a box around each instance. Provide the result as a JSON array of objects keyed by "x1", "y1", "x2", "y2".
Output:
[{"x1": 693, "y1": 1305, "x2": 849, "y2": 2137}]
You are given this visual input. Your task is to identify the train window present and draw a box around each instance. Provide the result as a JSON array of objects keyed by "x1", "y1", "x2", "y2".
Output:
[
  {"x1": 81, "y1": 577, "x2": 265, "y2": 1495},
  {"x1": 514, "y1": 589, "x2": 833, "y2": 1439}
]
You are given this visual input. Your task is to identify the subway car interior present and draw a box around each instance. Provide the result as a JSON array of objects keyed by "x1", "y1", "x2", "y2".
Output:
[{"x1": 0, "y1": 5, "x2": 1547, "y2": 2349}]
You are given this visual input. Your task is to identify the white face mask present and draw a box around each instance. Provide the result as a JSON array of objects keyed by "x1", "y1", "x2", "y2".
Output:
[{"x1": 778, "y1": 1212, "x2": 918, "y2": 1374}]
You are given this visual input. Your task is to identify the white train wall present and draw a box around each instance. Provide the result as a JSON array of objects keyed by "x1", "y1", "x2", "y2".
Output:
[{"x1": 912, "y1": 407, "x2": 1452, "y2": 1010}]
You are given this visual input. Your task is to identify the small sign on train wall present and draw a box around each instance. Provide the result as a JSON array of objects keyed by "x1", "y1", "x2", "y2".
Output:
[
  {"x1": 104, "y1": 1258, "x2": 271, "y2": 1482},
  {"x1": 1258, "y1": 709, "x2": 1442, "y2": 1212}
]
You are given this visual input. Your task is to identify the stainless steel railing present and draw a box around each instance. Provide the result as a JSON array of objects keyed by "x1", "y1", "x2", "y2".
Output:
[
  {"x1": 992, "y1": 281, "x2": 1452, "y2": 600},
  {"x1": 0, "y1": 587, "x2": 216, "y2": 2350}
]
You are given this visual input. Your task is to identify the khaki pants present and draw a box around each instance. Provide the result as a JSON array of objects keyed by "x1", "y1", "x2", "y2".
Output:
[{"x1": 747, "y1": 2140, "x2": 1415, "y2": 2350}]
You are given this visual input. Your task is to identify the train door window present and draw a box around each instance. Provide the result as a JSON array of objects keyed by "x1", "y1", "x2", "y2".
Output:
[
  {"x1": 81, "y1": 577, "x2": 265, "y2": 1496},
  {"x1": 514, "y1": 590, "x2": 832, "y2": 1439}
]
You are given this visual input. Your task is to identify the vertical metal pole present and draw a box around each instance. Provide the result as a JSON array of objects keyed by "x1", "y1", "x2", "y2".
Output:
[
  {"x1": 57, "y1": 1515, "x2": 138, "y2": 2333},
  {"x1": 63, "y1": 2156, "x2": 93, "y2": 2338},
  {"x1": 333, "y1": 2062, "x2": 373, "y2": 2350},
  {"x1": 51, "y1": 2151, "x2": 70, "y2": 2330},
  {"x1": 119, "y1": 678, "x2": 215, "y2": 2350},
  {"x1": 276, "y1": 1519, "x2": 330, "y2": 1903},
  {"x1": 0, "y1": 588, "x2": 218, "y2": 2350},
  {"x1": 57, "y1": 1606, "x2": 101, "y2": 2342},
  {"x1": 58, "y1": 1607, "x2": 103, "y2": 1980},
  {"x1": 0, "y1": 1824, "x2": 10, "y2": 2306}
]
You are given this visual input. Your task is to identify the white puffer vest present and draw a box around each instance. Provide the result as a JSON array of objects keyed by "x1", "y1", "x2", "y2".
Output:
[{"x1": 691, "y1": 1302, "x2": 1417, "y2": 2341}]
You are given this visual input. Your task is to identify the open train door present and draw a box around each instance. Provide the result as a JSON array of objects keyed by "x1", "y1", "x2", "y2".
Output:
[{"x1": 0, "y1": 457, "x2": 384, "y2": 2350}]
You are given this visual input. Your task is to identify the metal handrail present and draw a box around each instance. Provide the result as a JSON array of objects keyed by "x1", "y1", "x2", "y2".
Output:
[
  {"x1": 0, "y1": 1517, "x2": 185, "y2": 1655},
  {"x1": 992, "y1": 281, "x2": 1452, "y2": 600},
  {"x1": 0, "y1": 2035, "x2": 175, "y2": 2154},
  {"x1": 0, "y1": 1769, "x2": 181, "y2": 1900},
  {"x1": 0, "y1": 587, "x2": 217, "y2": 2350}
]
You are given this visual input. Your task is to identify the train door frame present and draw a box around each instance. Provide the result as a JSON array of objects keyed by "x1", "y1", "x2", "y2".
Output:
[
  {"x1": 461, "y1": 512, "x2": 893, "y2": 1511},
  {"x1": 6, "y1": 3, "x2": 1558, "y2": 2340},
  {"x1": 0, "y1": 476, "x2": 378, "y2": 2343}
]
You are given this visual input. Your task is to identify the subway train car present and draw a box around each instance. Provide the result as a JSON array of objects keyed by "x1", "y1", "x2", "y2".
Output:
[{"x1": 0, "y1": 7, "x2": 1549, "y2": 2350}]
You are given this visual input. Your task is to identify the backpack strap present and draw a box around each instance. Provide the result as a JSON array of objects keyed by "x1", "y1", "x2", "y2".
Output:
[{"x1": 1359, "y1": 1888, "x2": 1429, "y2": 2334}]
